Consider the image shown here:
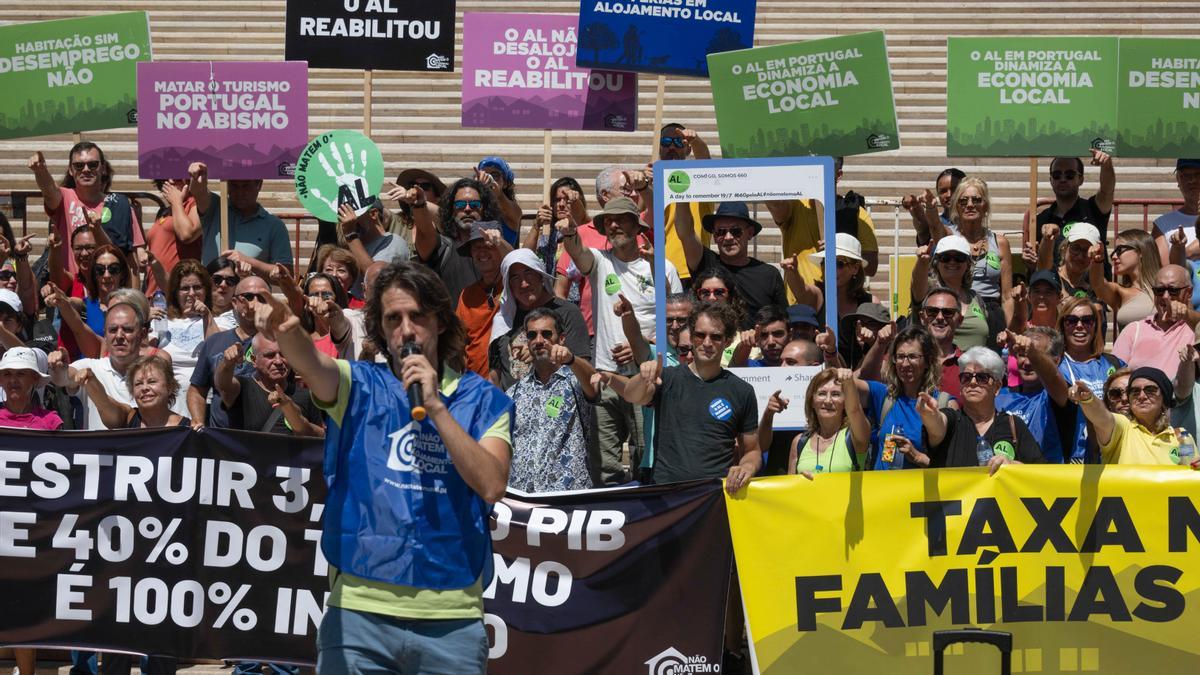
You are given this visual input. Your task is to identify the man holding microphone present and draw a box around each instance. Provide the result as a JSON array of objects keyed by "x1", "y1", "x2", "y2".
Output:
[{"x1": 254, "y1": 261, "x2": 512, "y2": 673}]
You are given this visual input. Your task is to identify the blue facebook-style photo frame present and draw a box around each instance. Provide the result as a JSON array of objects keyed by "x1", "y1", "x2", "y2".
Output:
[{"x1": 651, "y1": 156, "x2": 838, "y2": 355}]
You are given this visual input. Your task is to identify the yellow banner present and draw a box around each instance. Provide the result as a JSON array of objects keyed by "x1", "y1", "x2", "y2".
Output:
[{"x1": 727, "y1": 466, "x2": 1200, "y2": 674}]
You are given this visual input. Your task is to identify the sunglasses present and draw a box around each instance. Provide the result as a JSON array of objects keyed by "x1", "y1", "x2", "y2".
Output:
[
  {"x1": 660, "y1": 137, "x2": 687, "y2": 148},
  {"x1": 71, "y1": 160, "x2": 101, "y2": 171},
  {"x1": 453, "y1": 200, "x2": 483, "y2": 211},
  {"x1": 922, "y1": 306, "x2": 959, "y2": 319},
  {"x1": 237, "y1": 292, "x2": 266, "y2": 303},
  {"x1": 666, "y1": 316, "x2": 688, "y2": 325},
  {"x1": 1105, "y1": 387, "x2": 1127, "y2": 401},
  {"x1": 696, "y1": 288, "x2": 728, "y2": 299},
  {"x1": 957, "y1": 196, "x2": 985, "y2": 206},
  {"x1": 406, "y1": 180, "x2": 436, "y2": 190},
  {"x1": 676, "y1": 344, "x2": 693, "y2": 355},
  {"x1": 96, "y1": 263, "x2": 123, "y2": 277},
  {"x1": 713, "y1": 227, "x2": 743, "y2": 239},
  {"x1": 0, "y1": 271, "x2": 15, "y2": 282},
  {"x1": 937, "y1": 253, "x2": 969, "y2": 264},
  {"x1": 1063, "y1": 315, "x2": 1096, "y2": 328},
  {"x1": 958, "y1": 371, "x2": 995, "y2": 385},
  {"x1": 1050, "y1": 170, "x2": 1080, "y2": 180},
  {"x1": 1152, "y1": 285, "x2": 1191, "y2": 297},
  {"x1": 525, "y1": 329, "x2": 556, "y2": 340},
  {"x1": 835, "y1": 259, "x2": 859, "y2": 269},
  {"x1": 212, "y1": 275, "x2": 238, "y2": 287},
  {"x1": 1128, "y1": 384, "x2": 1161, "y2": 400},
  {"x1": 1111, "y1": 244, "x2": 1136, "y2": 258}
]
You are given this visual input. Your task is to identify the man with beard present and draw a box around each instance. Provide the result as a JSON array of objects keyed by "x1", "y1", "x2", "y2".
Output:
[
  {"x1": 741, "y1": 305, "x2": 789, "y2": 367},
  {"x1": 920, "y1": 287, "x2": 966, "y2": 400},
  {"x1": 413, "y1": 177, "x2": 507, "y2": 304},
  {"x1": 336, "y1": 198, "x2": 411, "y2": 273},
  {"x1": 215, "y1": 333, "x2": 324, "y2": 437},
  {"x1": 1033, "y1": 150, "x2": 1116, "y2": 269}
]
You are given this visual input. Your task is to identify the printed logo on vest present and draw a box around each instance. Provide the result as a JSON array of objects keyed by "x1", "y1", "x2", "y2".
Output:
[
  {"x1": 387, "y1": 422, "x2": 452, "y2": 476},
  {"x1": 709, "y1": 397, "x2": 733, "y2": 421},
  {"x1": 387, "y1": 424, "x2": 417, "y2": 471}
]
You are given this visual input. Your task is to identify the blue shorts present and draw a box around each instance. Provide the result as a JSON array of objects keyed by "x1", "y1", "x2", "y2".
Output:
[{"x1": 317, "y1": 606, "x2": 488, "y2": 675}]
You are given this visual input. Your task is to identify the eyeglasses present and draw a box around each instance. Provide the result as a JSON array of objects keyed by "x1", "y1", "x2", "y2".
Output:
[
  {"x1": 937, "y1": 253, "x2": 969, "y2": 265},
  {"x1": 237, "y1": 292, "x2": 266, "y2": 303},
  {"x1": 525, "y1": 329, "x2": 556, "y2": 341},
  {"x1": 212, "y1": 275, "x2": 238, "y2": 287},
  {"x1": 1111, "y1": 244, "x2": 1136, "y2": 258},
  {"x1": 958, "y1": 371, "x2": 995, "y2": 385},
  {"x1": 1128, "y1": 384, "x2": 1161, "y2": 400},
  {"x1": 1152, "y1": 285, "x2": 1191, "y2": 297},
  {"x1": 1050, "y1": 170, "x2": 1080, "y2": 180},
  {"x1": 696, "y1": 287, "x2": 728, "y2": 299},
  {"x1": 71, "y1": 161, "x2": 101, "y2": 171},
  {"x1": 1063, "y1": 315, "x2": 1096, "y2": 328},
  {"x1": 713, "y1": 227, "x2": 743, "y2": 239},
  {"x1": 179, "y1": 285, "x2": 205, "y2": 294},
  {"x1": 1105, "y1": 387, "x2": 1128, "y2": 401},
  {"x1": 660, "y1": 137, "x2": 687, "y2": 148},
  {"x1": 922, "y1": 306, "x2": 959, "y2": 320},
  {"x1": 957, "y1": 196, "x2": 985, "y2": 206},
  {"x1": 0, "y1": 271, "x2": 15, "y2": 282},
  {"x1": 307, "y1": 291, "x2": 335, "y2": 300},
  {"x1": 453, "y1": 199, "x2": 482, "y2": 211},
  {"x1": 893, "y1": 352, "x2": 924, "y2": 363},
  {"x1": 96, "y1": 263, "x2": 123, "y2": 277}
]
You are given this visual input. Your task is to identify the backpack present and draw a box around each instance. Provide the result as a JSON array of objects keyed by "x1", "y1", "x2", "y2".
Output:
[
  {"x1": 870, "y1": 391, "x2": 952, "y2": 467},
  {"x1": 834, "y1": 191, "x2": 866, "y2": 239}
]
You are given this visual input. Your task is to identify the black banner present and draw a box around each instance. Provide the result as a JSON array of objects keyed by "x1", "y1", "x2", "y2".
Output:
[
  {"x1": 284, "y1": 0, "x2": 456, "y2": 72},
  {"x1": 0, "y1": 430, "x2": 731, "y2": 672}
]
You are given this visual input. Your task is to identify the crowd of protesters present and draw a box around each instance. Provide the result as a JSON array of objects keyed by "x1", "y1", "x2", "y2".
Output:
[{"x1": 3, "y1": 129, "x2": 1199, "y2": 674}]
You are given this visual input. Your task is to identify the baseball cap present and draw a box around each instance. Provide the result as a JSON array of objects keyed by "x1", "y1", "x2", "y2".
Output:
[
  {"x1": 934, "y1": 235, "x2": 971, "y2": 258},
  {"x1": 1064, "y1": 222, "x2": 1102, "y2": 246},
  {"x1": 810, "y1": 233, "x2": 865, "y2": 266},
  {"x1": 0, "y1": 346, "x2": 49, "y2": 384},
  {"x1": 1029, "y1": 269, "x2": 1062, "y2": 291},
  {"x1": 0, "y1": 289, "x2": 22, "y2": 314},
  {"x1": 1176, "y1": 159, "x2": 1200, "y2": 172},
  {"x1": 786, "y1": 304, "x2": 820, "y2": 327}
]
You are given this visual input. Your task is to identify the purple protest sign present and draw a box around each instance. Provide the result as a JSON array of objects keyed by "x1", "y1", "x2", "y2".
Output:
[
  {"x1": 462, "y1": 13, "x2": 637, "y2": 132},
  {"x1": 137, "y1": 61, "x2": 309, "y2": 180}
]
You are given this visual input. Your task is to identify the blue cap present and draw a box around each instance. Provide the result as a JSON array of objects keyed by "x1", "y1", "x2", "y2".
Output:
[
  {"x1": 478, "y1": 156, "x2": 514, "y2": 184},
  {"x1": 786, "y1": 304, "x2": 820, "y2": 327},
  {"x1": 1177, "y1": 159, "x2": 1200, "y2": 172}
]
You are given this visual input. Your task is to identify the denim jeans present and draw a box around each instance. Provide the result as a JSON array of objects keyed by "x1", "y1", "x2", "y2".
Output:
[{"x1": 317, "y1": 606, "x2": 487, "y2": 674}]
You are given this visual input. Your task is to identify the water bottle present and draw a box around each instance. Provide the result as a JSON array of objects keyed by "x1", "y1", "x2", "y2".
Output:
[
  {"x1": 151, "y1": 290, "x2": 168, "y2": 337},
  {"x1": 880, "y1": 425, "x2": 906, "y2": 470},
  {"x1": 1178, "y1": 430, "x2": 1196, "y2": 468},
  {"x1": 976, "y1": 436, "x2": 994, "y2": 467}
]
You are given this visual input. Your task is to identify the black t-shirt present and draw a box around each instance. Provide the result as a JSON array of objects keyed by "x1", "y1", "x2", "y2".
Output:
[
  {"x1": 924, "y1": 408, "x2": 1044, "y2": 468},
  {"x1": 1035, "y1": 195, "x2": 1112, "y2": 269},
  {"x1": 101, "y1": 192, "x2": 138, "y2": 253},
  {"x1": 488, "y1": 297, "x2": 592, "y2": 390},
  {"x1": 191, "y1": 329, "x2": 255, "y2": 427},
  {"x1": 417, "y1": 234, "x2": 479, "y2": 308},
  {"x1": 762, "y1": 429, "x2": 803, "y2": 476},
  {"x1": 691, "y1": 248, "x2": 787, "y2": 328},
  {"x1": 651, "y1": 365, "x2": 758, "y2": 484},
  {"x1": 225, "y1": 376, "x2": 322, "y2": 435}
]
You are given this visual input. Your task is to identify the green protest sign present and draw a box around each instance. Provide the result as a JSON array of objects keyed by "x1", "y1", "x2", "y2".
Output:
[
  {"x1": 0, "y1": 12, "x2": 151, "y2": 140},
  {"x1": 1117, "y1": 38, "x2": 1200, "y2": 158},
  {"x1": 946, "y1": 37, "x2": 1119, "y2": 157},
  {"x1": 707, "y1": 31, "x2": 899, "y2": 158},
  {"x1": 294, "y1": 130, "x2": 385, "y2": 222}
]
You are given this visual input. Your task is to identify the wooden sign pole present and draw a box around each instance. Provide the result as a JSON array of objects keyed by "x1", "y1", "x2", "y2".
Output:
[
  {"x1": 71, "y1": 132, "x2": 81, "y2": 144},
  {"x1": 219, "y1": 181, "x2": 229, "y2": 259},
  {"x1": 542, "y1": 130, "x2": 553, "y2": 198},
  {"x1": 363, "y1": 70, "x2": 373, "y2": 136},
  {"x1": 651, "y1": 76, "x2": 666, "y2": 157},
  {"x1": 1027, "y1": 157, "x2": 1039, "y2": 245}
]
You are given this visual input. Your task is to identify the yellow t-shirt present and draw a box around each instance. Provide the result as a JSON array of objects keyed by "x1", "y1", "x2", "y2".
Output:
[
  {"x1": 664, "y1": 202, "x2": 715, "y2": 280},
  {"x1": 316, "y1": 359, "x2": 511, "y2": 619},
  {"x1": 778, "y1": 199, "x2": 879, "y2": 303},
  {"x1": 1100, "y1": 414, "x2": 1179, "y2": 466}
]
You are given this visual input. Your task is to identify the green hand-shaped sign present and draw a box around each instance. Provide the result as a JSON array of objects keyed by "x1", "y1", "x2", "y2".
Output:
[{"x1": 295, "y1": 130, "x2": 384, "y2": 222}]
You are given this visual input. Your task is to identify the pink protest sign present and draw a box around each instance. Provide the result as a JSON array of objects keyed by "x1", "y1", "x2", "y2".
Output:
[
  {"x1": 137, "y1": 61, "x2": 309, "y2": 180},
  {"x1": 462, "y1": 13, "x2": 637, "y2": 132}
]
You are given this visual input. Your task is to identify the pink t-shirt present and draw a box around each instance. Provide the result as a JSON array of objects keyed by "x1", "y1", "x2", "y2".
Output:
[
  {"x1": 1112, "y1": 317, "x2": 1193, "y2": 381},
  {"x1": 557, "y1": 221, "x2": 608, "y2": 334},
  {"x1": 48, "y1": 187, "x2": 145, "y2": 277},
  {"x1": 0, "y1": 406, "x2": 64, "y2": 430}
]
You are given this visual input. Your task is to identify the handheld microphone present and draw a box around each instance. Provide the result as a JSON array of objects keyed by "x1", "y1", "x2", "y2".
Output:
[{"x1": 400, "y1": 341, "x2": 427, "y2": 421}]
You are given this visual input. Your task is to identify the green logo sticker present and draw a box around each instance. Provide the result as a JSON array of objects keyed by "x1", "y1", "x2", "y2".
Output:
[
  {"x1": 986, "y1": 251, "x2": 1001, "y2": 270},
  {"x1": 1107, "y1": 366, "x2": 1116, "y2": 377},
  {"x1": 545, "y1": 395, "x2": 564, "y2": 418},
  {"x1": 100, "y1": 206, "x2": 112, "y2": 224},
  {"x1": 604, "y1": 273, "x2": 621, "y2": 295},
  {"x1": 1061, "y1": 223, "x2": 1074, "y2": 239},
  {"x1": 1171, "y1": 447, "x2": 1181, "y2": 464},
  {"x1": 1074, "y1": 289, "x2": 1088, "y2": 298},
  {"x1": 993, "y1": 440, "x2": 1015, "y2": 460},
  {"x1": 667, "y1": 170, "x2": 691, "y2": 194},
  {"x1": 1194, "y1": 267, "x2": 1200, "y2": 280},
  {"x1": 971, "y1": 305, "x2": 986, "y2": 321},
  {"x1": 294, "y1": 130, "x2": 385, "y2": 222}
]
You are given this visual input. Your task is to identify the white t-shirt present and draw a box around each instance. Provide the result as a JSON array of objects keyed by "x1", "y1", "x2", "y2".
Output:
[
  {"x1": 1154, "y1": 209, "x2": 1198, "y2": 244},
  {"x1": 72, "y1": 357, "x2": 190, "y2": 430},
  {"x1": 213, "y1": 310, "x2": 238, "y2": 332},
  {"x1": 587, "y1": 248, "x2": 681, "y2": 373},
  {"x1": 160, "y1": 316, "x2": 207, "y2": 387}
]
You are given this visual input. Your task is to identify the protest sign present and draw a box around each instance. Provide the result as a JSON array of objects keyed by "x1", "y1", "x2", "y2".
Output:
[
  {"x1": 947, "y1": 37, "x2": 1119, "y2": 157},
  {"x1": 654, "y1": 157, "x2": 837, "y2": 349},
  {"x1": 708, "y1": 31, "x2": 899, "y2": 158},
  {"x1": 294, "y1": 130, "x2": 385, "y2": 222},
  {"x1": 137, "y1": 61, "x2": 309, "y2": 180},
  {"x1": 1117, "y1": 37, "x2": 1200, "y2": 158},
  {"x1": 728, "y1": 466, "x2": 1200, "y2": 674},
  {"x1": 0, "y1": 12, "x2": 151, "y2": 140},
  {"x1": 728, "y1": 366, "x2": 820, "y2": 430},
  {"x1": 462, "y1": 13, "x2": 638, "y2": 132},
  {"x1": 284, "y1": 0, "x2": 455, "y2": 71},
  {"x1": 576, "y1": 0, "x2": 756, "y2": 77}
]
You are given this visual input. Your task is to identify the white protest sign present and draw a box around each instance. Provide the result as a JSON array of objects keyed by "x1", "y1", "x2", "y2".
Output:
[{"x1": 728, "y1": 366, "x2": 821, "y2": 431}]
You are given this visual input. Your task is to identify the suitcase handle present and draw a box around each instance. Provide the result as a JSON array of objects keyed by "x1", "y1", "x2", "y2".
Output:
[{"x1": 933, "y1": 628, "x2": 1012, "y2": 675}]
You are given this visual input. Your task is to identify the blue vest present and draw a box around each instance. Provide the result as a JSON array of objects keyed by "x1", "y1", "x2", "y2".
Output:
[
  {"x1": 996, "y1": 389, "x2": 1063, "y2": 463},
  {"x1": 322, "y1": 361, "x2": 513, "y2": 589}
]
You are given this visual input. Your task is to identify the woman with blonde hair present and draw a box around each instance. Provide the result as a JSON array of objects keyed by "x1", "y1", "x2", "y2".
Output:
[
  {"x1": 1089, "y1": 228, "x2": 1159, "y2": 331},
  {"x1": 786, "y1": 368, "x2": 870, "y2": 475},
  {"x1": 947, "y1": 176, "x2": 1015, "y2": 327}
]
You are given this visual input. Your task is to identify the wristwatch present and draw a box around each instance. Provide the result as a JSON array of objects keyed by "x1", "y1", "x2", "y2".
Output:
[{"x1": 344, "y1": 231, "x2": 360, "y2": 242}]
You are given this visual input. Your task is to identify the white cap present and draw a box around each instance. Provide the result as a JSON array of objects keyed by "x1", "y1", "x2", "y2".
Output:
[
  {"x1": 934, "y1": 235, "x2": 971, "y2": 258},
  {"x1": 1064, "y1": 222, "x2": 1101, "y2": 246},
  {"x1": 811, "y1": 232, "x2": 864, "y2": 265},
  {"x1": 0, "y1": 288, "x2": 22, "y2": 314},
  {"x1": 0, "y1": 347, "x2": 49, "y2": 384}
]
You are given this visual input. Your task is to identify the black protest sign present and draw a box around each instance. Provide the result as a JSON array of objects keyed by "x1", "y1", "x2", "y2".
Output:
[{"x1": 284, "y1": 0, "x2": 456, "y2": 72}]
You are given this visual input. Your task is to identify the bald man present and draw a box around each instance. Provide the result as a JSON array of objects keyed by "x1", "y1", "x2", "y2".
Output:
[
  {"x1": 1113, "y1": 264, "x2": 1199, "y2": 380},
  {"x1": 781, "y1": 339, "x2": 823, "y2": 367}
]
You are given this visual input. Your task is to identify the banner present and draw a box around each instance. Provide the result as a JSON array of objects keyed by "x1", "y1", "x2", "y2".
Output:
[
  {"x1": 1117, "y1": 37, "x2": 1200, "y2": 158},
  {"x1": 136, "y1": 61, "x2": 309, "y2": 180},
  {"x1": 0, "y1": 429, "x2": 731, "y2": 671},
  {"x1": 576, "y1": 0, "x2": 756, "y2": 77},
  {"x1": 0, "y1": 12, "x2": 151, "y2": 140},
  {"x1": 283, "y1": 0, "x2": 455, "y2": 71},
  {"x1": 295, "y1": 130, "x2": 385, "y2": 222},
  {"x1": 947, "y1": 37, "x2": 1119, "y2": 157},
  {"x1": 728, "y1": 366, "x2": 820, "y2": 430},
  {"x1": 707, "y1": 31, "x2": 900, "y2": 158},
  {"x1": 487, "y1": 481, "x2": 732, "y2": 674},
  {"x1": 462, "y1": 13, "x2": 638, "y2": 132},
  {"x1": 727, "y1": 466, "x2": 1200, "y2": 674}
]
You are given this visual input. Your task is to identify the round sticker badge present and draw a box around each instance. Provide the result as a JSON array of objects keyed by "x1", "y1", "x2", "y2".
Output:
[
  {"x1": 993, "y1": 440, "x2": 1016, "y2": 460},
  {"x1": 709, "y1": 398, "x2": 733, "y2": 421},
  {"x1": 100, "y1": 206, "x2": 112, "y2": 224},
  {"x1": 986, "y1": 251, "x2": 1001, "y2": 270},
  {"x1": 604, "y1": 273, "x2": 622, "y2": 295},
  {"x1": 971, "y1": 305, "x2": 986, "y2": 321}
]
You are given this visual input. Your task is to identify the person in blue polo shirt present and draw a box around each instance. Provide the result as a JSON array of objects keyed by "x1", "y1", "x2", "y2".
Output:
[{"x1": 190, "y1": 162, "x2": 293, "y2": 276}]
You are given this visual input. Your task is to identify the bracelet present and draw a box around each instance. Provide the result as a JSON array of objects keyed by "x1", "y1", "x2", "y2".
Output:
[{"x1": 344, "y1": 231, "x2": 360, "y2": 242}]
